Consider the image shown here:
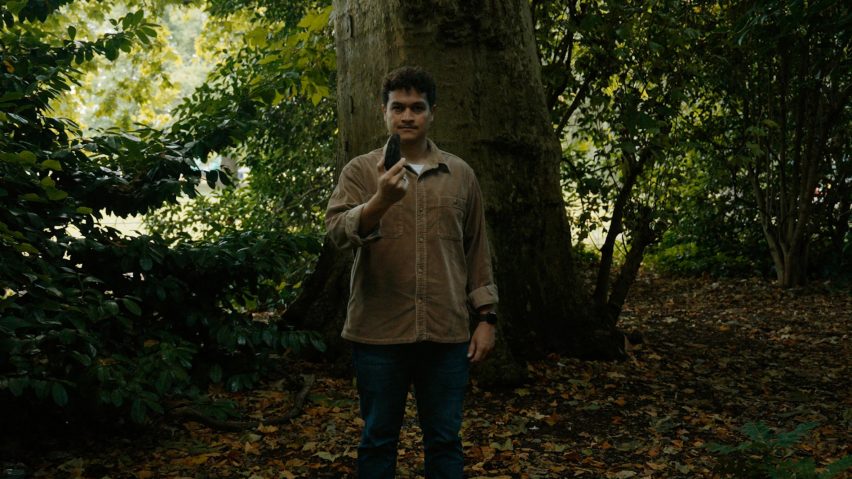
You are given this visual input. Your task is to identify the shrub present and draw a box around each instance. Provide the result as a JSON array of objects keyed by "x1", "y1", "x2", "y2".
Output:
[{"x1": 1, "y1": 1, "x2": 324, "y2": 424}]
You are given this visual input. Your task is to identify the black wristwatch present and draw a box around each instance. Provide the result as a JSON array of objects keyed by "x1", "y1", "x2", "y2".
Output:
[{"x1": 477, "y1": 311, "x2": 498, "y2": 325}]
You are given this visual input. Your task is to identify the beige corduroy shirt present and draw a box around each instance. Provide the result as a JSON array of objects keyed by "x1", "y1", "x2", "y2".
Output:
[{"x1": 325, "y1": 139, "x2": 499, "y2": 345}]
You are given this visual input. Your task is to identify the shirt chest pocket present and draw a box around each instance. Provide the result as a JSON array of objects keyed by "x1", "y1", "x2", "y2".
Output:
[{"x1": 434, "y1": 195, "x2": 465, "y2": 241}]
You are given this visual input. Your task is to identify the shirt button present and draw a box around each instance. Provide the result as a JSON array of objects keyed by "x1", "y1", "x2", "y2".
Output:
[{"x1": 418, "y1": 237, "x2": 424, "y2": 242}]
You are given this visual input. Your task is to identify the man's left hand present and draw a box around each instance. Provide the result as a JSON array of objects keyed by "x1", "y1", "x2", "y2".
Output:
[{"x1": 467, "y1": 322, "x2": 496, "y2": 363}]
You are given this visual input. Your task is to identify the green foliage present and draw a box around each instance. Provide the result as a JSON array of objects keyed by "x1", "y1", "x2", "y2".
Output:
[
  {"x1": 1, "y1": 1, "x2": 326, "y2": 424},
  {"x1": 687, "y1": 0, "x2": 851, "y2": 285},
  {"x1": 2, "y1": 0, "x2": 74, "y2": 23},
  {"x1": 47, "y1": 1, "x2": 212, "y2": 131},
  {"x1": 708, "y1": 422, "x2": 852, "y2": 479},
  {"x1": 207, "y1": 0, "x2": 330, "y2": 26},
  {"x1": 542, "y1": 0, "x2": 850, "y2": 284},
  {"x1": 538, "y1": 0, "x2": 705, "y2": 315},
  {"x1": 645, "y1": 157, "x2": 772, "y2": 277},
  {"x1": 146, "y1": 2, "x2": 336, "y2": 249},
  {"x1": 572, "y1": 242, "x2": 602, "y2": 265}
]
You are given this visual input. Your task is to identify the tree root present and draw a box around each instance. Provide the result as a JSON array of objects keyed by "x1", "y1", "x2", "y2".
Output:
[{"x1": 169, "y1": 374, "x2": 315, "y2": 432}]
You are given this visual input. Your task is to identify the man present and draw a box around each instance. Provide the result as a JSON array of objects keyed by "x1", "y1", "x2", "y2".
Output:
[{"x1": 325, "y1": 65, "x2": 498, "y2": 478}]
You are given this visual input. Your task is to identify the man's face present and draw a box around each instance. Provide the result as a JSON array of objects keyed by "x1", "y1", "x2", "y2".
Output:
[{"x1": 383, "y1": 88, "x2": 434, "y2": 144}]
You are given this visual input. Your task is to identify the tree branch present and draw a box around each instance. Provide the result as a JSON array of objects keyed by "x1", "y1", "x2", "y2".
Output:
[
  {"x1": 606, "y1": 208, "x2": 657, "y2": 327},
  {"x1": 554, "y1": 73, "x2": 594, "y2": 138},
  {"x1": 593, "y1": 147, "x2": 652, "y2": 308}
]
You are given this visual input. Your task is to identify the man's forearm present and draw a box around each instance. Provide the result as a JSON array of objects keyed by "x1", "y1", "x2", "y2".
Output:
[{"x1": 358, "y1": 193, "x2": 393, "y2": 237}]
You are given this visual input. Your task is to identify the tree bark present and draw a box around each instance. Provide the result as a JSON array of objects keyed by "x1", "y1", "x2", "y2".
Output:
[{"x1": 285, "y1": 0, "x2": 627, "y2": 381}]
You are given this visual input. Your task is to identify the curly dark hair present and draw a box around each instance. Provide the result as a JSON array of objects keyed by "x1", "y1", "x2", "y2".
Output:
[{"x1": 381, "y1": 66, "x2": 436, "y2": 107}]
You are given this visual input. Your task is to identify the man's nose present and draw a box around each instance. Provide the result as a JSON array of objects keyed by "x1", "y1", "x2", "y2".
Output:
[{"x1": 401, "y1": 108, "x2": 414, "y2": 120}]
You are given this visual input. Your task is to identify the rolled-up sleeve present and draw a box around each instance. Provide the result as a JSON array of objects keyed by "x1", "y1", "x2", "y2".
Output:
[
  {"x1": 325, "y1": 162, "x2": 382, "y2": 250},
  {"x1": 463, "y1": 174, "x2": 499, "y2": 309}
]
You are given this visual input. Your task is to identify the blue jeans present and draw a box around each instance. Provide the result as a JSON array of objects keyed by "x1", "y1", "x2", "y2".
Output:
[{"x1": 352, "y1": 341, "x2": 470, "y2": 479}]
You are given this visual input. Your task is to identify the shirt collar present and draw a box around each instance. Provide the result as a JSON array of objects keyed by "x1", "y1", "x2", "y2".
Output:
[{"x1": 382, "y1": 137, "x2": 450, "y2": 173}]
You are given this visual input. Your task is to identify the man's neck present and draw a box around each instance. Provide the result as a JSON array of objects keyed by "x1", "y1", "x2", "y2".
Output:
[{"x1": 400, "y1": 139, "x2": 429, "y2": 163}]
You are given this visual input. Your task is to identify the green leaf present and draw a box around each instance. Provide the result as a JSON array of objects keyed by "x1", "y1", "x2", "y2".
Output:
[
  {"x1": 620, "y1": 141, "x2": 637, "y2": 154},
  {"x1": 121, "y1": 11, "x2": 141, "y2": 29},
  {"x1": 139, "y1": 257, "x2": 153, "y2": 271},
  {"x1": 18, "y1": 151, "x2": 37, "y2": 165},
  {"x1": 52, "y1": 383, "x2": 69, "y2": 406},
  {"x1": 121, "y1": 297, "x2": 142, "y2": 316},
  {"x1": 67, "y1": 26, "x2": 77, "y2": 41},
  {"x1": 219, "y1": 170, "x2": 233, "y2": 186},
  {"x1": 40, "y1": 176, "x2": 56, "y2": 188},
  {"x1": 742, "y1": 422, "x2": 772, "y2": 442},
  {"x1": 6, "y1": 1, "x2": 27, "y2": 15},
  {"x1": 76, "y1": 207, "x2": 93, "y2": 215},
  {"x1": 139, "y1": 27, "x2": 157, "y2": 38},
  {"x1": 70, "y1": 351, "x2": 92, "y2": 366},
  {"x1": 46, "y1": 188, "x2": 68, "y2": 201},
  {"x1": 246, "y1": 27, "x2": 268, "y2": 48},
  {"x1": 0, "y1": 316, "x2": 31, "y2": 331},
  {"x1": 746, "y1": 142, "x2": 764, "y2": 157},
  {"x1": 297, "y1": 6, "x2": 332, "y2": 31},
  {"x1": 206, "y1": 170, "x2": 219, "y2": 188},
  {"x1": 310, "y1": 335, "x2": 327, "y2": 353},
  {"x1": 33, "y1": 380, "x2": 49, "y2": 399},
  {"x1": 209, "y1": 364, "x2": 223, "y2": 383},
  {"x1": 821, "y1": 455, "x2": 852, "y2": 479},
  {"x1": 136, "y1": 30, "x2": 151, "y2": 45},
  {"x1": 105, "y1": 46, "x2": 119, "y2": 61},
  {"x1": 8, "y1": 378, "x2": 26, "y2": 396},
  {"x1": 15, "y1": 243, "x2": 39, "y2": 254},
  {"x1": 6, "y1": 112, "x2": 28, "y2": 125},
  {"x1": 40, "y1": 159, "x2": 62, "y2": 171},
  {"x1": 102, "y1": 300, "x2": 120, "y2": 316},
  {"x1": 130, "y1": 398, "x2": 146, "y2": 423}
]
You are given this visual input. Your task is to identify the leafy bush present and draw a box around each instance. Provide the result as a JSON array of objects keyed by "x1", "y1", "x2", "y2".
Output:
[
  {"x1": 644, "y1": 160, "x2": 772, "y2": 278},
  {"x1": 1, "y1": 0, "x2": 326, "y2": 424},
  {"x1": 708, "y1": 422, "x2": 852, "y2": 479},
  {"x1": 648, "y1": 238, "x2": 762, "y2": 278}
]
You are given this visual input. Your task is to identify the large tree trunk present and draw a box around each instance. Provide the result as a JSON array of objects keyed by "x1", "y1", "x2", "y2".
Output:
[{"x1": 286, "y1": 0, "x2": 626, "y2": 381}]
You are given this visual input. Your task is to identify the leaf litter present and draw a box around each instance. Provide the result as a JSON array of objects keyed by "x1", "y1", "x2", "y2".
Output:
[{"x1": 9, "y1": 274, "x2": 851, "y2": 478}]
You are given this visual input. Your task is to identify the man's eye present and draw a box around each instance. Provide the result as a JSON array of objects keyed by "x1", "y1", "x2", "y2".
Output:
[
  {"x1": 412, "y1": 106, "x2": 425, "y2": 112},
  {"x1": 392, "y1": 106, "x2": 404, "y2": 112}
]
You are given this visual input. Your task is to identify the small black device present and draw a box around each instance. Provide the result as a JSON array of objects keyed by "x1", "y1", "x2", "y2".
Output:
[{"x1": 384, "y1": 133, "x2": 401, "y2": 171}]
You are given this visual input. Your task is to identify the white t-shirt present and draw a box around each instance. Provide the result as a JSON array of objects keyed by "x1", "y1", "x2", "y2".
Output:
[{"x1": 409, "y1": 163, "x2": 425, "y2": 175}]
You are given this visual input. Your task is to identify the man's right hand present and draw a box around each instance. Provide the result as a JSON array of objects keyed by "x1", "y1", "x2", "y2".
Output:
[
  {"x1": 375, "y1": 156, "x2": 409, "y2": 207},
  {"x1": 357, "y1": 158, "x2": 409, "y2": 237}
]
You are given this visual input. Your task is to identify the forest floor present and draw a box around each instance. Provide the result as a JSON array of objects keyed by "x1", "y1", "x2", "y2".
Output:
[{"x1": 5, "y1": 273, "x2": 851, "y2": 478}]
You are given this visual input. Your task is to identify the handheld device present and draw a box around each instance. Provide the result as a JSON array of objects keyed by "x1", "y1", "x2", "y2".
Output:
[{"x1": 383, "y1": 133, "x2": 401, "y2": 171}]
